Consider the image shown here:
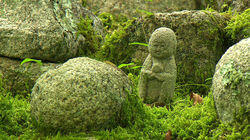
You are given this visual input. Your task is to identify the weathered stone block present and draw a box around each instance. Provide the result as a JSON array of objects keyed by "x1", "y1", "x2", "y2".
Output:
[
  {"x1": 86, "y1": 0, "x2": 197, "y2": 18},
  {"x1": 128, "y1": 10, "x2": 230, "y2": 85},
  {"x1": 0, "y1": 57, "x2": 57, "y2": 95}
]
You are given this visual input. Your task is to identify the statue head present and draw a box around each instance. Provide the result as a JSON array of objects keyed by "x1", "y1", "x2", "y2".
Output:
[{"x1": 148, "y1": 27, "x2": 177, "y2": 59}]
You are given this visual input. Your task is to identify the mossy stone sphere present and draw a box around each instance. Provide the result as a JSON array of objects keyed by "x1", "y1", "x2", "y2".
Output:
[
  {"x1": 212, "y1": 38, "x2": 249, "y2": 123},
  {"x1": 30, "y1": 57, "x2": 131, "y2": 132}
]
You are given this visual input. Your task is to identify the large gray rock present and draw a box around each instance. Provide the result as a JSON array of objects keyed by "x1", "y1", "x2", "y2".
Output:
[
  {"x1": 212, "y1": 38, "x2": 249, "y2": 123},
  {"x1": 86, "y1": 0, "x2": 197, "y2": 18},
  {"x1": 139, "y1": 27, "x2": 177, "y2": 106},
  {"x1": 31, "y1": 57, "x2": 132, "y2": 132},
  {"x1": 0, "y1": 57, "x2": 57, "y2": 96},
  {"x1": 0, "y1": 0, "x2": 103, "y2": 62}
]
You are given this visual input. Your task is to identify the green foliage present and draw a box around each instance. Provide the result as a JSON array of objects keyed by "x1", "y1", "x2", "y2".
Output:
[
  {"x1": 95, "y1": 19, "x2": 135, "y2": 65},
  {"x1": 0, "y1": 92, "x2": 33, "y2": 137},
  {"x1": 76, "y1": 16, "x2": 102, "y2": 57},
  {"x1": 204, "y1": 0, "x2": 218, "y2": 10},
  {"x1": 118, "y1": 63, "x2": 142, "y2": 75},
  {"x1": 136, "y1": 9, "x2": 154, "y2": 16},
  {"x1": 98, "y1": 12, "x2": 128, "y2": 33},
  {"x1": 20, "y1": 58, "x2": 43, "y2": 66},
  {"x1": 129, "y1": 42, "x2": 148, "y2": 47},
  {"x1": 225, "y1": 9, "x2": 250, "y2": 42},
  {"x1": 81, "y1": 0, "x2": 87, "y2": 7}
]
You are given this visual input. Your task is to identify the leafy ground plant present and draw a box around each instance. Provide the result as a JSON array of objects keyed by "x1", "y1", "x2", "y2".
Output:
[
  {"x1": 225, "y1": 8, "x2": 250, "y2": 42},
  {"x1": 20, "y1": 58, "x2": 43, "y2": 66}
]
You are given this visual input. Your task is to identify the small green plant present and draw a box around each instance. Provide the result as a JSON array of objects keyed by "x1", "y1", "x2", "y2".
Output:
[
  {"x1": 136, "y1": 8, "x2": 154, "y2": 16},
  {"x1": 225, "y1": 9, "x2": 250, "y2": 42},
  {"x1": 130, "y1": 42, "x2": 148, "y2": 47},
  {"x1": 20, "y1": 58, "x2": 43, "y2": 66},
  {"x1": 118, "y1": 62, "x2": 142, "y2": 75}
]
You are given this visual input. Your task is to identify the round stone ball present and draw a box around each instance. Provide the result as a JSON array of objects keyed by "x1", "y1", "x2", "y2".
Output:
[
  {"x1": 30, "y1": 57, "x2": 132, "y2": 132},
  {"x1": 148, "y1": 27, "x2": 177, "y2": 58},
  {"x1": 212, "y1": 38, "x2": 249, "y2": 123}
]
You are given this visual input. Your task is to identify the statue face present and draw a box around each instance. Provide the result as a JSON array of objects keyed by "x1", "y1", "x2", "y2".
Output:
[
  {"x1": 149, "y1": 38, "x2": 175, "y2": 58},
  {"x1": 148, "y1": 27, "x2": 177, "y2": 59}
]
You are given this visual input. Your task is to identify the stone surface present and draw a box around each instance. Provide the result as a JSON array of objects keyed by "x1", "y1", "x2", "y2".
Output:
[
  {"x1": 85, "y1": 0, "x2": 197, "y2": 18},
  {"x1": 0, "y1": 57, "x2": 57, "y2": 95},
  {"x1": 216, "y1": 0, "x2": 249, "y2": 13},
  {"x1": 31, "y1": 57, "x2": 132, "y2": 132},
  {"x1": 212, "y1": 38, "x2": 249, "y2": 123},
  {"x1": 0, "y1": 0, "x2": 103, "y2": 62},
  {"x1": 139, "y1": 27, "x2": 177, "y2": 105},
  {"x1": 127, "y1": 10, "x2": 230, "y2": 86}
]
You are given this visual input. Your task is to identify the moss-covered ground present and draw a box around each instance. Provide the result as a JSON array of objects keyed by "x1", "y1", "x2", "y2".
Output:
[{"x1": 0, "y1": 72, "x2": 248, "y2": 139}]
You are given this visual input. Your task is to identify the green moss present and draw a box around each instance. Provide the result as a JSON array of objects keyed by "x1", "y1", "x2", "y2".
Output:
[
  {"x1": 81, "y1": 0, "x2": 87, "y2": 7},
  {"x1": 76, "y1": 16, "x2": 102, "y2": 57},
  {"x1": 225, "y1": 9, "x2": 250, "y2": 42},
  {"x1": 0, "y1": 91, "x2": 33, "y2": 137},
  {"x1": 98, "y1": 12, "x2": 128, "y2": 33},
  {"x1": 220, "y1": 60, "x2": 247, "y2": 96},
  {"x1": 95, "y1": 18, "x2": 136, "y2": 65},
  {"x1": 204, "y1": 0, "x2": 218, "y2": 10}
]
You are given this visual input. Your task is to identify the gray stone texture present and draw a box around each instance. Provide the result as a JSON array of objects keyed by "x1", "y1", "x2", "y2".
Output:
[
  {"x1": 139, "y1": 27, "x2": 177, "y2": 105},
  {"x1": 0, "y1": 0, "x2": 103, "y2": 62},
  {"x1": 86, "y1": 0, "x2": 197, "y2": 18},
  {"x1": 216, "y1": 0, "x2": 249, "y2": 13},
  {"x1": 128, "y1": 10, "x2": 229, "y2": 84},
  {"x1": 0, "y1": 57, "x2": 57, "y2": 95},
  {"x1": 30, "y1": 57, "x2": 132, "y2": 132},
  {"x1": 212, "y1": 38, "x2": 250, "y2": 123}
]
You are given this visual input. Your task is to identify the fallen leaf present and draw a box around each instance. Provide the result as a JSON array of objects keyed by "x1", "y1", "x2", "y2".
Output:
[
  {"x1": 153, "y1": 102, "x2": 165, "y2": 107},
  {"x1": 165, "y1": 130, "x2": 172, "y2": 140},
  {"x1": 190, "y1": 92, "x2": 203, "y2": 105}
]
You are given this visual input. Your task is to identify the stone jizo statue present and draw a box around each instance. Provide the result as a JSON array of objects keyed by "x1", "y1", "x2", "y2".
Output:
[{"x1": 139, "y1": 27, "x2": 177, "y2": 106}]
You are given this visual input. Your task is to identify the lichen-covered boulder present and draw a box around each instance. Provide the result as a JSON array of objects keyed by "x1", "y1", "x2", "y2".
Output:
[
  {"x1": 85, "y1": 0, "x2": 197, "y2": 18},
  {"x1": 30, "y1": 57, "x2": 131, "y2": 132},
  {"x1": 0, "y1": 57, "x2": 57, "y2": 96},
  {"x1": 0, "y1": 0, "x2": 103, "y2": 62},
  {"x1": 212, "y1": 38, "x2": 249, "y2": 123}
]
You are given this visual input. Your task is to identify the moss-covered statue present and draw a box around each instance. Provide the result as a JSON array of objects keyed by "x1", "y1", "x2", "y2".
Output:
[{"x1": 139, "y1": 27, "x2": 177, "y2": 106}]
